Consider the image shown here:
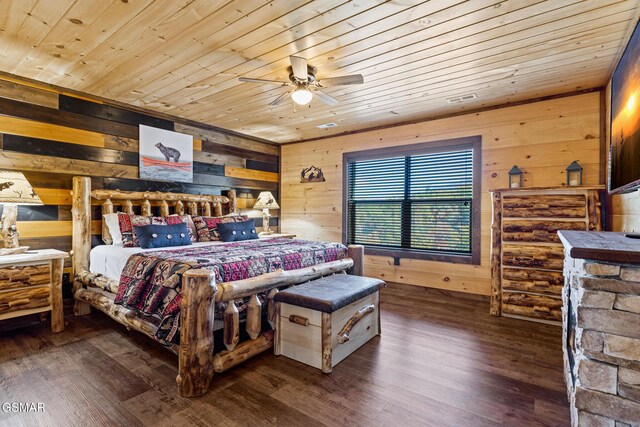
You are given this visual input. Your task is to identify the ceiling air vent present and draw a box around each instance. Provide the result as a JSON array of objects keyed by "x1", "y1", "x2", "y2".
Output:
[
  {"x1": 316, "y1": 122, "x2": 338, "y2": 129},
  {"x1": 446, "y1": 93, "x2": 478, "y2": 104}
]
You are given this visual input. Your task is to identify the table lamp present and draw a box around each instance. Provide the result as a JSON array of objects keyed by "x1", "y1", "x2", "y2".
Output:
[
  {"x1": 0, "y1": 170, "x2": 43, "y2": 255},
  {"x1": 253, "y1": 191, "x2": 280, "y2": 235}
]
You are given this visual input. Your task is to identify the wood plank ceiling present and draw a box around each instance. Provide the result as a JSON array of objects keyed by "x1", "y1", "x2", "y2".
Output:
[{"x1": 0, "y1": 0, "x2": 638, "y2": 143}]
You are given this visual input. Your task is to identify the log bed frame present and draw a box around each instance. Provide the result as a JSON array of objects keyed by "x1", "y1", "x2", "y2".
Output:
[{"x1": 70, "y1": 176, "x2": 364, "y2": 397}]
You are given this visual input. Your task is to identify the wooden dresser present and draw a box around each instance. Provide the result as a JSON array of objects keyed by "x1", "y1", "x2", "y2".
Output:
[{"x1": 489, "y1": 186, "x2": 603, "y2": 324}]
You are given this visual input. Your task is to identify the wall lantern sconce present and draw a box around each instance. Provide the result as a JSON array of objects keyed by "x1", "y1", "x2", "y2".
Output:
[
  {"x1": 566, "y1": 160, "x2": 583, "y2": 186},
  {"x1": 508, "y1": 165, "x2": 523, "y2": 189}
]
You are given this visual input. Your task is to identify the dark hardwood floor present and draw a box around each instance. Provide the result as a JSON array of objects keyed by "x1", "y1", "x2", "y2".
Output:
[{"x1": 0, "y1": 284, "x2": 570, "y2": 426}]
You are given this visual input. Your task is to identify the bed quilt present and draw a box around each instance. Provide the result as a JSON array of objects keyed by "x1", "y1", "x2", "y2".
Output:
[{"x1": 113, "y1": 238, "x2": 348, "y2": 345}]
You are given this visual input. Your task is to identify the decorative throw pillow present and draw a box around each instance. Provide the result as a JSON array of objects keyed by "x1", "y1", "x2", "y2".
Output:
[
  {"x1": 166, "y1": 214, "x2": 197, "y2": 243},
  {"x1": 217, "y1": 219, "x2": 259, "y2": 242},
  {"x1": 117, "y1": 213, "x2": 152, "y2": 247},
  {"x1": 192, "y1": 215, "x2": 250, "y2": 242},
  {"x1": 103, "y1": 213, "x2": 123, "y2": 245},
  {"x1": 134, "y1": 223, "x2": 192, "y2": 249}
]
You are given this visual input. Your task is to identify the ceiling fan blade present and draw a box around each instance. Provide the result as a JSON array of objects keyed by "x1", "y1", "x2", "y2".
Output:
[
  {"x1": 290, "y1": 56, "x2": 308, "y2": 81},
  {"x1": 317, "y1": 74, "x2": 364, "y2": 87},
  {"x1": 268, "y1": 90, "x2": 293, "y2": 106},
  {"x1": 239, "y1": 77, "x2": 290, "y2": 85},
  {"x1": 313, "y1": 89, "x2": 339, "y2": 106}
]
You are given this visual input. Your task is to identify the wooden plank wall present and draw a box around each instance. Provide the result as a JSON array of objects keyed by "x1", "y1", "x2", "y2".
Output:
[
  {"x1": 0, "y1": 78, "x2": 280, "y2": 290},
  {"x1": 281, "y1": 92, "x2": 602, "y2": 296}
]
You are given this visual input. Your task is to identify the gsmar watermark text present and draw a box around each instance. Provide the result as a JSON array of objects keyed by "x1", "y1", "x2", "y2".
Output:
[{"x1": 2, "y1": 402, "x2": 45, "y2": 413}]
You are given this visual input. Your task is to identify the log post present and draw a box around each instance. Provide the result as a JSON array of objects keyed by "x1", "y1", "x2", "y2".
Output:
[
  {"x1": 101, "y1": 199, "x2": 114, "y2": 244},
  {"x1": 267, "y1": 288, "x2": 278, "y2": 328},
  {"x1": 177, "y1": 269, "x2": 217, "y2": 398},
  {"x1": 273, "y1": 302, "x2": 281, "y2": 356},
  {"x1": 123, "y1": 199, "x2": 133, "y2": 214},
  {"x1": 50, "y1": 258, "x2": 64, "y2": 333},
  {"x1": 347, "y1": 245, "x2": 364, "y2": 276},
  {"x1": 72, "y1": 176, "x2": 91, "y2": 316},
  {"x1": 203, "y1": 202, "x2": 211, "y2": 217},
  {"x1": 227, "y1": 189, "x2": 237, "y2": 214},
  {"x1": 214, "y1": 202, "x2": 222, "y2": 217},
  {"x1": 321, "y1": 312, "x2": 332, "y2": 373},
  {"x1": 490, "y1": 191, "x2": 502, "y2": 316},
  {"x1": 223, "y1": 300, "x2": 239, "y2": 351},
  {"x1": 246, "y1": 294, "x2": 262, "y2": 339},
  {"x1": 141, "y1": 199, "x2": 151, "y2": 216},
  {"x1": 0, "y1": 204, "x2": 19, "y2": 249},
  {"x1": 188, "y1": 201, "x2": 198, "y2": 216},
  {"x1": 587, "y1": 190, "x2": 602, "y2": 231},
  {"x1": 160, "y1": 200, "x2": 170, "y2": 217},
  {"x1": 175, "y1": 200, "x2": 185, "y2": 216}
]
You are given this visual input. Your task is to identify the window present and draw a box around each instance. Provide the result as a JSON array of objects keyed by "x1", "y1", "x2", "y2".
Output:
[{"x1": 343, "y1": 136, "x2": 481, "y2": 264}]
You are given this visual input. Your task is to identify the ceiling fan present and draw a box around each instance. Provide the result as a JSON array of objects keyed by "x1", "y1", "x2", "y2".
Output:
[{"x1": 238, "y1": 56, "x2": 364, "y2": 107}]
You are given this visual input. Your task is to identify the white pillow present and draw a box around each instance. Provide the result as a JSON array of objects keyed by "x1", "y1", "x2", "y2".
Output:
[{"x1": 103, "y1": 213, "x2": 123, "y2": 246}]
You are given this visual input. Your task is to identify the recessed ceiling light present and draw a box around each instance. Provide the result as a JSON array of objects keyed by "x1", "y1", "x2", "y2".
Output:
[{"x1": 316, "y1": 122, "x2": 337, "y2": 129}]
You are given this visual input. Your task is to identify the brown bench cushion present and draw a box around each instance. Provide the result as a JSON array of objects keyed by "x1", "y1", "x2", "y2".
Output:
[{"x1": 274, "y1": 275, "x2": 386, "y2": 313}]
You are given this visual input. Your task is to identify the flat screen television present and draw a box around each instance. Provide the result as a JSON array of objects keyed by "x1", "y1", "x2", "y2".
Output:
[{"x1": 610, "y1": 19, "x2": 640, "y2": 194}]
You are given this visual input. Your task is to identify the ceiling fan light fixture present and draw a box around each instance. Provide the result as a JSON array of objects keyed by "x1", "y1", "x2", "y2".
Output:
[{"x1": 291, "y1": 88, "x2": 313, "y2": 105}]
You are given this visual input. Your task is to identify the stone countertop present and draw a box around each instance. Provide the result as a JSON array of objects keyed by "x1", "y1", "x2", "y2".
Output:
[{"x1": 558, "y1": 231, "x2": 640, "y2": 265}]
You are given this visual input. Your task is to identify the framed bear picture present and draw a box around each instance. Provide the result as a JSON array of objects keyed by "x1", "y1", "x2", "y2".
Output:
[{"x1": 139, "y1": 125, "x2": 193, "y2": 183}]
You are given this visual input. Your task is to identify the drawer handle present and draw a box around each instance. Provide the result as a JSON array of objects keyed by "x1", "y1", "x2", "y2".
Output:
[
  {"x1": 337, "y1": 304, "x2": 375, "y2": 344},
  {"x1": 288, "y1": 314, "x2": 309, "y2": 326}
]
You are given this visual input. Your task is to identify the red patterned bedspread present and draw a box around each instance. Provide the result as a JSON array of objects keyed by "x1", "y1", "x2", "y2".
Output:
[{"x1": 114, "y1": 238, "x2": 348, "y2": 345}]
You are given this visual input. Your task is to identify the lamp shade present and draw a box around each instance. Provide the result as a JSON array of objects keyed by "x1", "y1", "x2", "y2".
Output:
[
  {"x1": 0, "y1": 170, "x2": 43, "y2": 205},
  {"x1": 253, "y1": 191, "x2": 280, "y2": 209}
]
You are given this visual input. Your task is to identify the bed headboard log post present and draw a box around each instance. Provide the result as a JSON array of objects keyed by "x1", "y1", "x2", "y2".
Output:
[
  {"x1": 101, "y1": 199, "x2": 114, "y2": 245},
  {"x1": 123, "y1": 199, "x2": 133, "y2": 214},
  {"x1": 203, "y1": 202, "x2": 211, "y2": 217},
  {"x1": 176, "y1": 200, "x2": 185, "y2": 215},
  {"x1": 177, "y1": 269, "x2": 217, "y2": 398},
  {"x1": 214, "y1": 202, "x2": 222, "y2": 217},
  {"x1": 72, "y1": 176, "x2": 92, "y2": 316},
  {"x1": 347, "y1": 245, "x2": 364, "y2": 276},
  {"x1": 141, "y1": 199, "x2": 151, "y2": 216},
  {"x1": 160, "y1": 200, "x2": 170, "y2": 217},
  {"x1": 188, "y1": 201, "x2": 198, "y2": 216},
  {"x1": 227, "y1": 189, "x2": 237, "y2": 214}
]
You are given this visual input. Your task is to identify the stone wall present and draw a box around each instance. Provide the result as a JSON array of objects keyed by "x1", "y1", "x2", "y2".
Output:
[{"x1": 563, "y1": 256, "x2": 640, "y2": 426}]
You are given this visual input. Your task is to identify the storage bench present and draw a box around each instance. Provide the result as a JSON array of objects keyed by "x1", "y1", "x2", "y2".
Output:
[{"x1": 273, "y1": 274, "x2": 385, "y2": 373}]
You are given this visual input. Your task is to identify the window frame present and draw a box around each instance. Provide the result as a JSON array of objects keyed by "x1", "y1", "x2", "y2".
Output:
[{"x1": 342, "y1": 136, "x2": 482, "y2": 265}]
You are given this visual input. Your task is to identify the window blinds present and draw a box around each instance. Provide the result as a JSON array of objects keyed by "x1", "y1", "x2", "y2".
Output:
[{"x1": 346, "y1": 148, "x2": 474, "y2": 254}]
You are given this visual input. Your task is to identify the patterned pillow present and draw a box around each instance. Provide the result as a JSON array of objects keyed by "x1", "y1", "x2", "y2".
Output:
[
  {"x1": 191, "y1": 215, "x2": 250, "y2": 242},
  {"x1": 117, "y1": 213, "x2": 153, "y2": 247}
]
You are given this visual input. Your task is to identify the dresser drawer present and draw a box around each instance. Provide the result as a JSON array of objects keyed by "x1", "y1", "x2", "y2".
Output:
[
  {"x1": 502, "y1": 268, "x2": 564, "y2": 296},
  {"x1": 502, "y1": 195, "x2": 586, "y2": 218},
  {"x1": 502, "y1": 220, "x2": 586, "y2": 244},
  {"x1": 502, "y1": 244, "x2": 564, "y2": 270},
  {"x1": 0, "y1": 286, "x2": 50, "y2": 315},
  {"x1": 0, "y1": 263, "x2": 50, "y2": 291},
  {"x1": 502, "y1": 291, "x2": 562, "y2": 322}
]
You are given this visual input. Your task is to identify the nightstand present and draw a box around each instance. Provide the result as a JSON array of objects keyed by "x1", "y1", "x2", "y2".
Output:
[
  {"x1": 259, "y1": 233, "x2": 297, "y2": 239},
  {"x1": 0, "y1": 249, "x2": 68, "y2": 333}
]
